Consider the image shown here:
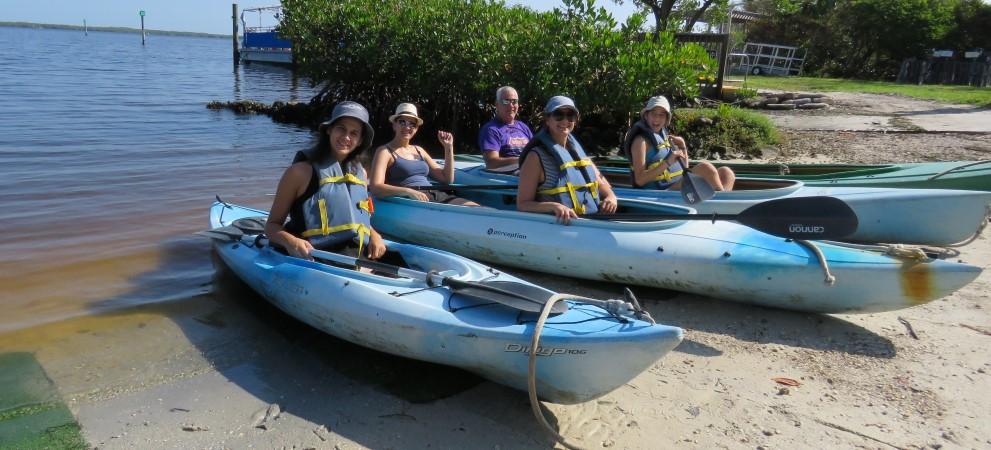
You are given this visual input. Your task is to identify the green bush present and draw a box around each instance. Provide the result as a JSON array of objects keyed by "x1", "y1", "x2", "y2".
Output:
[
  {"x1": 279, "y1": 0, "x2": 715, "y2": 153},
  {"x1": 672, "y1": 104, "x2": 778, "y2": 159}
]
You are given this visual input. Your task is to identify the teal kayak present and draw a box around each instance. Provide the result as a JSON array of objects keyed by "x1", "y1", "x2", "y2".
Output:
[
  {"x1": 588, "y1": 156, "x2": 991, "y2": 191},
  {"x1": 454, "y1": 163, "x2": 991, "y2": 246},
  {"x1": 207, "y1": 201, "x2": 683, "y2": 404},
  {"x1": 369, "y1": 194, "x2": 983, "y2": 314}
]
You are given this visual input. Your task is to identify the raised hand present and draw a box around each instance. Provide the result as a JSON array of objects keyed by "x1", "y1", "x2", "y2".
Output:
[{"x1": 437, "y1": 130, "x2": 454, "y2": 150}]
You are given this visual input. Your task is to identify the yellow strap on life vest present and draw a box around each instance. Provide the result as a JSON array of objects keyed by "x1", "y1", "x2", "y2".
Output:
[
  {"x1": 559, "y1": 158, "x2": 593, "y2": 170},
  {"x1": 318, "y1": 173, "x2": 367, "y2": 187},
  {"x1": 645, "y1": 160, "x2": 684, "y2": 182},
  {"x1": 538, "y1": 180, "x2": 600, "y2": 214},
  {"x1": 301, "y1": 198, "x2": 371, "y2": 258}
]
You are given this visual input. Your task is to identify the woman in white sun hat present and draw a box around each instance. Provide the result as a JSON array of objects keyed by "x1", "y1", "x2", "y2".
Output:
[
  {"x1": 623, "y1": 95, "x2": 735, "y2": 191},
  {"x1": 370, "y1": 103, "x2": 477, "y2": 206}
]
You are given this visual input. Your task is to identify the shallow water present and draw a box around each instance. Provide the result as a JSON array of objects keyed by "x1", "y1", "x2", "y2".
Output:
[{"x1": 0, "y1": 26, "x2": 317, "y2": 333}]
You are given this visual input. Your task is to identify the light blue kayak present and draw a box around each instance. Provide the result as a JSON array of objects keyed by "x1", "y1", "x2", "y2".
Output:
[
  {"x1": 207, "y1": 201, "x2": 683, "y2": 404},
  {"x1": 370, "y1": 194, "x2": 983, "y2": 314},
  {"x1": 454, "y1": 163, "x2": 991, "y2": 246}
]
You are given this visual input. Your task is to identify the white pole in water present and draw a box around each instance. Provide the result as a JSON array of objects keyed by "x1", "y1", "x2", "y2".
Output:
[
  {"x1": 139, "y1": 10, "x2": 146, "y2": 45},
  {"x1": 84, "y1": 19, "x2": 88, "y2": 35}
]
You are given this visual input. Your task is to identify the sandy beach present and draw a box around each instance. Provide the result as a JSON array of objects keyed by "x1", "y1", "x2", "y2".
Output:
[{"x1": 3, "y1": 92, "x2": 990, "y2": 449}]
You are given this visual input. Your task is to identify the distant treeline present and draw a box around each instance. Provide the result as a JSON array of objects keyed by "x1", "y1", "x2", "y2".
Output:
[{"x1": 0, "y1": 21, "x2": 227, "y2": 39}]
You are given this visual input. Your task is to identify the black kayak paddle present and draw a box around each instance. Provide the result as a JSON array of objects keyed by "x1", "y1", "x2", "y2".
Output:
[{"x1": 588, "y1": 195, "x2": 859, "y2": 241}]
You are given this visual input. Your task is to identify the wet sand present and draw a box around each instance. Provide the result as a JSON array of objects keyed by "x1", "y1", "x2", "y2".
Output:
[{"x1": 2, "y1": 236, "x2": 987, "y2": 449}]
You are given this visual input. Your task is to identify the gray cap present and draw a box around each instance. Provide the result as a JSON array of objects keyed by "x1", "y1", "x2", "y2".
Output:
[
  {"x1": 318, "y1": 101, "x2": 375, "y2": 153},
  {"x1": 543, "y1": 95, "x2": 579, "y2": 115}
]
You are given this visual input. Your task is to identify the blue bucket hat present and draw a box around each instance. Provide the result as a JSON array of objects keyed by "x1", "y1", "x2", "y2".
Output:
[
  {"x1": 543, "y1": 95, "x2": 580, "y2": 115},
  {"x1": 318, "y1": 101, "x2": 375, "y2": 153}
]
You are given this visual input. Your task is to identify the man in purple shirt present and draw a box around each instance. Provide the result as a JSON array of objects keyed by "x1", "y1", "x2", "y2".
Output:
[{"x1": 478, "y1": 86, "x2": 533, "y2": 173}]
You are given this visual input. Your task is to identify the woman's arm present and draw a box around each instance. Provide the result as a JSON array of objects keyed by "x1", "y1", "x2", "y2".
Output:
[
  {"x1": 425, "y1": 131, "x2": 455, "y2": 183},
  {"x1": 516, "y1": 152, "x2": 578, "y2": 224},
  {"x1": 592, "y1": 165, "x2": 618, "y2": 214},
  {"x1": 369, "y1": 146, "x2": 429, "y2": 201},
  {"x1": 265, "y1": 162, "x2": 314, "y2": 259},
  {"x1": 366, "y1": 227, "x2": 386, "y2": 260},
  {"x1": 629, "y1": 135, "x2": 684, "y2": 186}
]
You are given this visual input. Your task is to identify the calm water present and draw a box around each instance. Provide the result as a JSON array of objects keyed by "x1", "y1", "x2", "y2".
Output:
[{"x1": 0, "y1": 27, "x2": 319, "y2": 332}]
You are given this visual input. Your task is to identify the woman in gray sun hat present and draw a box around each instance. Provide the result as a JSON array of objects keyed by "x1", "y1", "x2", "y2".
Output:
[
  {"x1": 516, "y1": 95, "x2": 619, "y2": 225},
  {"x1": 623, "y1": 95, "x2": 735, "y2": 191},
  {"x1": 264, "y1": 101, "x2": 387, "y2": 261}
]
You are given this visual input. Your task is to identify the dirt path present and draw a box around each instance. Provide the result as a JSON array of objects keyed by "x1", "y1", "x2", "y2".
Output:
[{"x1": 753, "y1": 91, "x2": 991, "y2": 163}]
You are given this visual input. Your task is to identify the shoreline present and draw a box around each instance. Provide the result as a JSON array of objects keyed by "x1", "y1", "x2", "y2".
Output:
[{"x1": 0, "y1": 22, "x2": 229, "y2": 39}]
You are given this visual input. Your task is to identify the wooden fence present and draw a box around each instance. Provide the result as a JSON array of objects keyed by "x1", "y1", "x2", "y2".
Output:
[{"x1": 897, "y1": 58, "x2": 991, "y2": 87}]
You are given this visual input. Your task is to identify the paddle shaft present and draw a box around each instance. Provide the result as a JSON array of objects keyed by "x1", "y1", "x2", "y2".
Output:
[
  {"x1": 410, "y1": 184, "x2": 517, "y2": 191},
  {"x1": 310, "y1": 249, "x2": 441, "y2": 282},
  {"x1": 590, "y1": 212, "x2": 738, "y2": 222},
  {"x1": 308, "y1": 249, "x2": 564, "y2": 312}
]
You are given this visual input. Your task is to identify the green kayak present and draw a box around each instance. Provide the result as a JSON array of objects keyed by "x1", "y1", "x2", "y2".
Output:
[{"x1": 587, "y1": 156, "x2": 991, "y2": 191}]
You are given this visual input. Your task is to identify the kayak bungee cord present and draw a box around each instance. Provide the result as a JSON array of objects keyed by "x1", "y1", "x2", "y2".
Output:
[
  {"x1": 527, "y1": 292, "x2": 654, "y2": 450},
  {"x1": 795, "y1": 240, "x2": 836, "y2": 285},
  {"x1": 945, "y1": 204, "x2": 990, "y2": 248}
]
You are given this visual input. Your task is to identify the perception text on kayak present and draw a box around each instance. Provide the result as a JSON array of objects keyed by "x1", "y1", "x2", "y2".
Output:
[{"x1": 487, "y1": 228, "x2": 527, "y2": 239}]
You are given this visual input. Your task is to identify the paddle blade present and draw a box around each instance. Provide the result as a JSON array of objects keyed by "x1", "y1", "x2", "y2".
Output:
[
  {"x1": 447, "y1": 279, "x2": 568, "y2": 314},
  {"x1": 196, "y1": 226, "x2": 244, "y2": 241},
  {"x1": 737, "y1": 196, "x2": 858, "y2": 240},
  {"x1": 680, "y1": 172, "x2": 715, "y2": 205}
]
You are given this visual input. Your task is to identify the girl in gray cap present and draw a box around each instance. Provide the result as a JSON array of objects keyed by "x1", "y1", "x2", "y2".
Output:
[
  {"x1": 265, "y1": 101, "x2": 387, "y2": 261},
  {"x1": 517, "y1": 96, "x2": 619, "y2": 224},
  {"x1": 624, "y1": 95, "x2": 735, "y2": 191}
]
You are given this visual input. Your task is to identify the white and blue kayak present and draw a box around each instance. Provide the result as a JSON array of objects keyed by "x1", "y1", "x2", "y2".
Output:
[
  {"x1": 369, "y1": 193, "x2": 983, "y2": 314},
  {"x1": 454, "y1": 164, "x2": 991, "y2": 246},
  {"x1": 206, "y1": 201, "x2": 683, "y2": 404}
]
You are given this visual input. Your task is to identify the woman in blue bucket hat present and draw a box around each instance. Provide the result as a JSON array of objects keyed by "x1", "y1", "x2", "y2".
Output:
[{"x1": 265, "y1": 101, "x2": 387, "y2": 260}]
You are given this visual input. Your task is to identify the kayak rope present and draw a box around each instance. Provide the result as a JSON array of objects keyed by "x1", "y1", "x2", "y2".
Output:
[
  {"x1": 822, "y1": 241, "x2": 953, "y2": 261},
  {"x1": 527, "y1": 292, "x2": 653, "y2": 450},
  {"x1": 927, "y1": 160, "x2": 991, "y2": 181},
  {"x1": 795, "y1": 240, "x2": 836, "y2": 285},
  {"x1": 945, "y1": 204, "x2": 990, "y2": 248}
]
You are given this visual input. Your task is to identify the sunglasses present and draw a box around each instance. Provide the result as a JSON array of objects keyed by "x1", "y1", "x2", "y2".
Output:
[
  {"x1": 550, "y1": 109, "x2": 578, "y2": 121},
  {"x1": 397, "y1": 118, "x2": 419, "y2": 128},
  {"x1": 499, "y1": 98, "x2": 519, "y2": 105}
]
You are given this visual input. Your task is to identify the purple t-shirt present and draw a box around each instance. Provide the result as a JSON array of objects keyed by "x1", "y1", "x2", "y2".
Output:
[{"x1": 478, "y1": 118, "x2": 533, "y2": 158}]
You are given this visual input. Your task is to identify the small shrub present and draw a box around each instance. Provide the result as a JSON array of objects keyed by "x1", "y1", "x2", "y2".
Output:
[{"x1": 672, "y1": 105, "x2": 778, "y2": 159}]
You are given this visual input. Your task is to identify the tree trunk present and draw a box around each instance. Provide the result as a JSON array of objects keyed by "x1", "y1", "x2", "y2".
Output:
[{"x1": 684, "y1": 0, "x2": 716, "y2": 32}]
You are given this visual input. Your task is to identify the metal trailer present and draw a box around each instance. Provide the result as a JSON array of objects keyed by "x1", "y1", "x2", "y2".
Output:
[{"x1": 732, "y1": 42, "x2": 806, "y2": 76}]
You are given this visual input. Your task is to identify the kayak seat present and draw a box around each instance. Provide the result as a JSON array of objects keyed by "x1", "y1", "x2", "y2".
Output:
[{"x1": 232, "y1": 216, "x2": 267, "y2": 235}]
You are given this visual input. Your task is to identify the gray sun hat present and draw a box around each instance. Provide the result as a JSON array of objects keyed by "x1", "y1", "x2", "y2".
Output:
[
  {"x1": 318, "y1": 101, "x2": 375, "y2": 153},
  {"x1": 641, "y1": 95, "x2": 672, "y2": 127},
  {"x1": 543, "y1": 95, "x2": 580, "y2": 115}
]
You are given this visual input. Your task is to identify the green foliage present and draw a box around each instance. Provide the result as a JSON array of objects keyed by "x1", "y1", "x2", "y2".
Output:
[
  {"x1": 937, "y1": 0, "x2": 991, "y2": 51},
  {"x1": 672, "y1": 105, "x2": 778, "y2": 158},
  {"x1": 278, "y1": 0, "x2": 714, "y2": 152},
  {"x1": 745, "y1": 0, "x2": 963, "y2": 79}
]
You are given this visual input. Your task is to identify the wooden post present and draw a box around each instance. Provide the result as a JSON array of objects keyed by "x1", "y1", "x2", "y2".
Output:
[
  {"x1": 232, "y1": 4, "x2": 240, "y2": 65},
  {"x1": 140, "y1": 10, "x2": 146, "y2": 45}
]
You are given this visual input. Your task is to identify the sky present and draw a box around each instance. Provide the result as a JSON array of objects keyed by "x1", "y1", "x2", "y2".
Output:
[{"x1": 2, "y1": 0, "x2": 643, "y2": 35}]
